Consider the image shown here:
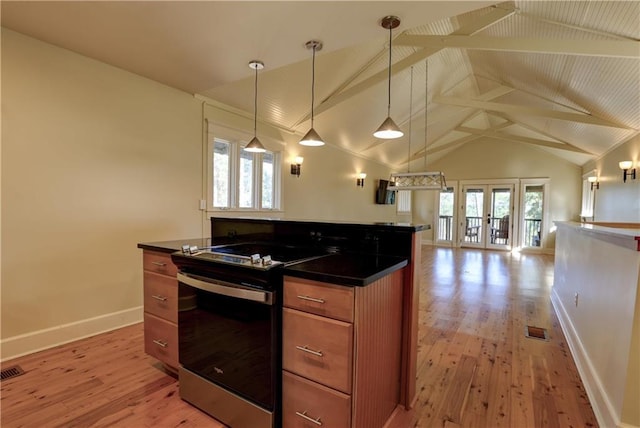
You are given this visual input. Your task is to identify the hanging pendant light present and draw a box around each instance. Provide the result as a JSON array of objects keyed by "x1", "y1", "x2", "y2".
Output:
[
  {"x1": 388, "y1": 58, "x2": 446, "y2": 191},
  {"x1": 373, "y1": 15, "x2": 403, "y2": 140},
  {"x1": 244, "y1": 60, "x2": 266, "y2": 153},
  {"x1": 300, "y1": 40, "x2": 325, "y2": 146}
]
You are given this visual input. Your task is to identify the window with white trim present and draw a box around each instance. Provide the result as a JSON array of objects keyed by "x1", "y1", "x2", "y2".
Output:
[
  {"x1": 209, "y1": 136, "x2": 281, "y2": 211},
  {"x1": 580, "y1": 170, "x2": 596, "y2": 219},
  {"x1": 396, "y1": 190, "x2": 411, "y2": 214}
]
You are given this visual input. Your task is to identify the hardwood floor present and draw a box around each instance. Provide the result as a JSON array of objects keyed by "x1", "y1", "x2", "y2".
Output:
[
  {"x1": 389, "y1": 247, "x2": 597, "y2": 428},
  {"x1": 1, "y1": 247, "x2": 597, "y2": 427},
  {"x1": 0, "y1": 325, "x2": 221, "y2": 427}
]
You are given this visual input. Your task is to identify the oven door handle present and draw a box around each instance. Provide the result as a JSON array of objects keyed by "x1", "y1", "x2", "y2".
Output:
[{"x1": 177, "y1": 272, "x2": 273, "y2": 305}]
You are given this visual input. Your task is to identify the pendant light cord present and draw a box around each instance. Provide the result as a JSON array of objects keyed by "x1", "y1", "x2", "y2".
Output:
[
  {"x1": 253, "y1": 64, "x2": 258, "y2": 137},
  {"x1": 311, "y1": 44, "x2": 316, "y2": 128},
  {"x1": 387, "y1": 25, "x2": 392, "y2": 116},
  {"x1": 408, "y1": 66, "x2": 413, "y2": 173},
  {"x1": 424, "y1": 58, "x2": 428, "y2": 170}
]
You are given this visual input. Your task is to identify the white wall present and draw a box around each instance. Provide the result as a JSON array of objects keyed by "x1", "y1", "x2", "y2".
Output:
[
  {"x1": 1, "y1": 29, "x2": 203, "y2": 354},
  {"x1": 552, "y1": 223, "x2": 640, "y2": 427},
  {"x1": 412, "y1": 139, "x2": 582, "y2": 250},
  {"x1": 583, "y1": 135, "x2": 640, "y2": 223}
]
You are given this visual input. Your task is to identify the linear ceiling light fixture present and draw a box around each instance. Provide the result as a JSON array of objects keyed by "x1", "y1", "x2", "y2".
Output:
[
  {"x1": 244, "y1": 60, "x2": 267, "y2": 153},
  {"x1": 388, "y1": 58, "x2": 446, "y2": 191},
  {"x1": 373, "y1": 15, "x2": 404, "y2": 140},
  {"x1": 299, "y1": 40, "x2": 325, "y2": 147}
]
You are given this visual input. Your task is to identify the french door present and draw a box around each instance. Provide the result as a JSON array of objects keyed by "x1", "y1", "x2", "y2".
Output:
[{"x1": 460, "y1": 183, "x2": 514, "y2": 250}]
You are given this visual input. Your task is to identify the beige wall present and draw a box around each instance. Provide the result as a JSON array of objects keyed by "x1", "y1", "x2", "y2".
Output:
[
  {"x1": 412, "y1": 139, "x2": 582, "y2": 250},
  {"x1": 583, "y1": 135, "x2": 640, "y2": 222},
  {"x1": 1, "y1": 30, "x2": 398, "y2": 353},
  {"x1": 1, "y1": 29, "x2": 203, "y2": 341}
]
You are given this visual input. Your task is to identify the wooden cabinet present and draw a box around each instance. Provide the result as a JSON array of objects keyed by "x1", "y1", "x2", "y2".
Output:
[
  {"x1": 142, "y1": 250, "x2": 178, "y2": 370},
  {"x1": 282, "y1": 371, "x2": 351, "y2": 428},
  {"x1": 282, "y1": 272, "x2": 404, "y2": 428}
]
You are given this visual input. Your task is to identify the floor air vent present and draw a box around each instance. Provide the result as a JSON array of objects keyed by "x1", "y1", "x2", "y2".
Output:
[
  {"x1": 1, "y1": 365, "x2": 25, "y2": 380},
  {"x1": 525, "y1": 326, "x2": 549, "y2": 341}
]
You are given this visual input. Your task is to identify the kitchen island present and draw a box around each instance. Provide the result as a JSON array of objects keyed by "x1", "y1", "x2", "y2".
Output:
[{"x1": 138, "y1": 217, "x2": 426, "y2": 427}]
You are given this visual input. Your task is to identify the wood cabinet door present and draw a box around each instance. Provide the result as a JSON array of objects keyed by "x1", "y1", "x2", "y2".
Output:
[
  {"x1": 282, "y1": 371, "x2": 351, "y2": 428},
  {"x1": 282, "y1": 308, "x2": 353, "y2": 394}
]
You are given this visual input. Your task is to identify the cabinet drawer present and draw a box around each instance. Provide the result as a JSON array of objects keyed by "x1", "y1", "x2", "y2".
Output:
[
  {"x1": 283, "y1": 371, "x2": 351, "y2": 428},
  {"x1": 284, "y1": 277, "x2": 354, "y2": 322},
  {"x1": 143, "y1": 251, "x2": 178, "y2": 277},
  {"x1": 144, "y1": 313, "x2": 178, "y2": 368},
  {"x1": 143, "y1": 271, "x2": 178, "y2": 323},
  {"x1": 283, "y1": 308, "x2": 353, "y2": 394}
]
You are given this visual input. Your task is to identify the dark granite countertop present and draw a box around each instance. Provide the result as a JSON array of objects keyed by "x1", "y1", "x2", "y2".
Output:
[
  {"x1": 138, "y1": 239, "x2": 407, "y2": 287},
  {"x1": 283, "y1": 253, "x2": 408, "y2": 287}
]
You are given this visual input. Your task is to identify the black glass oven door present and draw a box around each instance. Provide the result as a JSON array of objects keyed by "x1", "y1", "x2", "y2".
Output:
[{"x1": 177, "y1": 272, "x2": 275, "y2": 410}]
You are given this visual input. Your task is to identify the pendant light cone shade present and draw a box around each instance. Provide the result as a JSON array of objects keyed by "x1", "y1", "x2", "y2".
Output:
[
  {"x1": 244, "y1": 60, "x2": 266, "y2": 153},
  {"x1": 374, "y1": 116, "x2": 404, "y2": 139},
  {"x1": 300, "y1": 40, "x2": 325, "y2": 147},
  {"x1": 299, "y1": 127, "x2": 324, "y2": 146},
  {"x1": 374, "y1": 16, "x2": 403, "y2": 140}
]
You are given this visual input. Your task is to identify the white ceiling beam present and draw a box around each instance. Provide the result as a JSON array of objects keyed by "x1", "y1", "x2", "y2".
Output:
[
  {"x1": 308, "y1": 4, "x2": 516, "y2": 119},
  {"x1": 400, "y1": 134, "x2": 481, "y2": 166},
  {"x1": 475, "y1": 84, "x2": 515, "y2": 101},
  {"x1": 394, "y1": 34, "x2": 640, "y2": 58},
  {"x1": 456, "y1": 126, "x2": 592, "y2": 154},
  {"x1": 434, "y1": 95, "x2": 633, "y2": 129},
  {"x1": 489, "y1": 111, "x2": 586, "y2": 149}
]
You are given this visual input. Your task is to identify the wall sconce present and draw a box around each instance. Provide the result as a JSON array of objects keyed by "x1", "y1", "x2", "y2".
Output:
[
  {"x1": 356, "y1": 173, "x2": 366, "y2": 187},
  {"x1": 588, "y1": 176, "x2": 599, "y2": 190},
  {"x1": 291, "y1": 156, "x2": 303, "y2": 177},
  {"x1": 619, "y1": 161, "x2": 636, "y2": 183}
]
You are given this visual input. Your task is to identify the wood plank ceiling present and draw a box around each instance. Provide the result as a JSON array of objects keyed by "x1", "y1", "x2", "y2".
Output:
[{"x1": 2, "y1": 1, "x2": 639, "y2": 168}]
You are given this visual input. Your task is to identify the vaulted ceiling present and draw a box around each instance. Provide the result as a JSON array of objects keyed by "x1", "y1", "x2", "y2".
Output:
[{"x1": 2, "y1": 1, "x2": 639, "y2": 168}]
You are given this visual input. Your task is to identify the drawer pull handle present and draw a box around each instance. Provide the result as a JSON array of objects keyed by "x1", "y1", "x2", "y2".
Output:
[
  {"x1": 151, "y1": 261, "x2": 167, "y2": 267},
  {"x1": 153, "y1": 339, "x2": 168, "y2": 348},
  {"x1": 297, "y1": 295, "x2": 325, "y2": 304},
  {"x1": 295, "y1": 411, "x2": 322, "y2": 426},
  {"x1": 296, "y1": 345, "x2": 323, "y2": 357},
  {"x1": 151, "y1": 295, "x2": 167, "y2": 301}
]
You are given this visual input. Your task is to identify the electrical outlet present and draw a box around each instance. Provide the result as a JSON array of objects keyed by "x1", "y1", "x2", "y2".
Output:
[
  {"x1": 199, "y1": 199, "x2": 207, "y2": 210},
  {"x1": 574, "y1": 292, "x2": 579, "y2": 307}
]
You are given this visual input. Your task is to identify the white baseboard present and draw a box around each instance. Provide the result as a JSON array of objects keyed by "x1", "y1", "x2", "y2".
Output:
[
  {"x1": 550, "y1": 289, "x2": 624, "y2": 428},
  {"x1": 1, "y1": 306, "x2": 143, "y2": 362}
]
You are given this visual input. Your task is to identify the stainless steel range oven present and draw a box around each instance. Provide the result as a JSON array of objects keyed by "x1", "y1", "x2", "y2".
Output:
[{"x1": 172, "y1": 243, "x2": 326, "y2": 428}]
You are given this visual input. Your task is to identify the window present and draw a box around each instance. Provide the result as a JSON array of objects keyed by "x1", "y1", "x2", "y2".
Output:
[
  {"x1": 209, "y1": 136, "x2": 281, "y2": 211},
  {"x1": 580, "y1": 170, "x2": 596, "y2": 219},
  {"x1": 396, "y1": 190, "x2": 411, "y2": 214}
]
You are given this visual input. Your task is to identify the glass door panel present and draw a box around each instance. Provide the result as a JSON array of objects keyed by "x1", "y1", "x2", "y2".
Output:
[
  {"x1": 461, "y1": 186, "x2": 485, "y2": 248},
  {"x1": 436, "y1": 186, "x2": 455, "y2": 243},
  {"x1": 522, "y1": 184, "x2": 544, "y2": 248},
  {"x1": 487, "y1": 186, "x2": 512, "y2": 250}
]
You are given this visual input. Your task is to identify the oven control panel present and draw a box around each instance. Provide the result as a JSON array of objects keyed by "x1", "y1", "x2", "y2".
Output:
[{"x1": 181, "y1": 245, "x2": 283, "y2": 270}]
